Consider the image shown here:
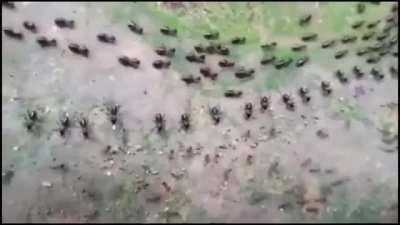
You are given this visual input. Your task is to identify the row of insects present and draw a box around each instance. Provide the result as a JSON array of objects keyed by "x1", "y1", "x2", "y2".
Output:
[
  {"x1": 22, "y1": 60, "x2": 398, "y2": 140},
  {"x1": 3, "y1": 3, "x2": 398, "y2": 83}
]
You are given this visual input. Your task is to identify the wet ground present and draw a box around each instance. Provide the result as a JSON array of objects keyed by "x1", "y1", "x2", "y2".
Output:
[{"x1": 2, "y1": 2, "x2": 398, "y2": 223}]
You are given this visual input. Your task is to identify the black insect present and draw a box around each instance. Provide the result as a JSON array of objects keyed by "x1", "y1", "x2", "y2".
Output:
[
  {"x1": 291, "y1": 44, "x2": 307, "y2": 52},
  {"x1": 260, "y1": 96, "x2": 270, "y2": 111},
  {"x1": 335, "y1": 70, "x2": 348, "y2": 84},
  {"x1": 153, "y1": 59, "x2": 171, "y2": 69},
  {"x1": 321, "y1": 81, "x2": 332, "y2": 96},
  {"x1": 68, "y1": 43, "x2": 89, "y2": 57},
  {"x1": 370, "y1": 68, "x2": 384, "y2": 80},
  {"x1": 54, "y1": 18, "x2": 74, "y2": 29},
  {"x1": 353, "y1": 66, "x2": 364, "y2": 79},
  {"x1": 97, "y1": 33, "x2": 116, "y2": 44},
  {"x1": 393, "y1": 51, "x2": 398, "y2": 57},
  {"x1": 204, "y1": 43, "x2": 218, "y2": 54},
  {"x1": 36, "y1": 36, "x2": 57, "y2": 48},
  {"x1": 368, "y1": 42, "x2": 385, "y2": 51},
  {"x1": 389, "y1": 66, "x2": 398, "y2": 79},
  {"x1": 366, "y1": 56, "x2": 380, "y2": 64},
  {"x1": 246, "y1": 155, "x2": 253, "y2": 165},
  {"x1": 357, "y1": 3, "x2": 366, "y2": 14},
  {"x1": 385, "y1": 14, "x2": 395, "y2": 23},
  {"x1": 351, "y1": 20, "x2": 365, "y2": 29},
  {"x1": 299, "y1": 14, "x2": 312, "y2": 26},
  {"x1": 260, "y1": 55, "x2": 276, "y2": 65},
  {"x1": 231, "y1": 36, "x2": 246, "y2": 45},
  {"x1": 109, "y1": 104, "x2": 120, "y2": 125},
  {"x1": 181, "y1": 75, "x2": 201, "y2": 85},
  {"x1": 23, "y1": 21, "x2": 37, "y2": 33},
  {"x1": 216, "y1": 44, "x2": 229, "y2": 56},
  {"x1": 209, "y1": 106, "x2": 221, "y2": 125},
  {"x1": 79, "y1": 118, "x2": 89, "y2": 139},
  {"x1": 298, "y1": 87, "x2": 311, "y2": 103},
  {"x1": 341, "y1": 35, "x2": 357, "y2": 44},
  {"x1": 180, "y1": 113, "x2": 190, "y2": 131},
  {"x1": 362, "y1": 30, "x2": 375, "y2": 41},
  {"x1": 275, "y1": 58, "x2": 293, "y2": 69},
  {"x1": 382, "y1": 23, "x2": 395, "y2": 33},
  {"x1": 200, "y1": 67, "x2": 218, "y2": 80},
  {"x1": 160, "y1": 26, "x2": 177, "y2": 36},
  {"x1": 388, "y1": 36, "x2": 398, "y2": 46},
  {"x1": 235, "y1": 67, "x2": 255, "y2": 79},
  {"x1": 3, "y1": 28, "x2": 23, "y2": 40},
  {"x1": 244, "y1": 103, "x2": 253, "y2": 120},
  {"x1": 295, "y1": 56, "x2": 309, "y2": 67},
  {"x1": 204, "y1": 31, "x2": 219, "y2": 40},
  {"x1": 119, "y1": 56, "x2": 140, "y2": 68},
  {"x1": 58, "y1": 113, "x2": 70, "y2": 137},
  {"x1": 356, "y1": 47, "x2": 369, "y2": 56},
  {"x1": 2, "y1": 2, "x2": 15, "y2": 9},
  {"x1": 301, "y1": 33, "x2": 318, "y2": 42},
  {"x1": 154, "y1": 113, "x2": 165, "y2": 133},
  {"x1": 334, "y1": 49, "x2": 348, "y2": 59},
  {"x1": 127, "y1": 21, "x2": 143, "y2": 34},
  {"x1": 155, "y1": 45, "x2": 175, "y2": 58},
  {"x1": 376, "y1": 32, "x2": 389, "y2": 41},
  {"x1": 219, "y1": 59, "x2": 235, "y2": 67},
  {"x1": 321, "y1": 39, "x2": 336, "y2": 48},
  {"x1": 367, "y1": 20, "x2": 380, "y2": 29},
  {"x1": 194, "y1": 44, "x2": 205, "y2": 53},
  {"x1": 185, "y1": 52, "x2": 205, "y2": 63},
  {"x1": 204, "y1": 154, "x2": 211, "y2": 166},
  {"x1": 282, "y1": 94, "x2": 295, "y2": 111},
  {"x1": 379, "y1": 49, "x2": 389, "y2": 56},
  {"x1": 25, "y1": 110, "x2": 38, "y2": 131},
  {"x1": 261, "y1": 42, "x2": 277, "y2": 51},
  {"x1": 224, "y1": 90, "x2": 242, "y2": 98}
]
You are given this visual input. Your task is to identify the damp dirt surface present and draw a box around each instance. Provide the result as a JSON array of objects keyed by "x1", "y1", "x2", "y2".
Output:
[{"x1": 2, "y1": 2, "x2": 398, "y2": 223}]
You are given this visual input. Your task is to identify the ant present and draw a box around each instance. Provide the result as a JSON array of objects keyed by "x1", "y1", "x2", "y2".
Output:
[
  {"x1": 231, "y1": 36, "x2": 246, "y2": 45},
  {"x1": 224, "y1": 90, "x2": 242, "y2": 98},
  {"x1": 260, "y1": 96, "x2": 270, "y2": 111},
  {"x1": 244, "y1": 103, "x2": 253, "y2": 120},
  {"x1": 235, "y1": 67, "x2": 255, "y2": 79},
  {"x1": 299, "y1": 14, "x2": 312, "y2": 26},
  {"x1": 260, "y1": 55, "x2": 276, "y2": 65},
  {"x1": 186, "y1": 52, "x2": 205, "y2": 63},
  {"x1": 119, "y1": 56, "x2": 140, "y2": 68},
  {"x1": 160, "y1": 26, "x2": 177, "y2": 36},
  {"x1": 334, "y1": 49, "x2": 348, "y2": 59},
  {"x1": 79, "y1": 117, "x2": 89, "y2": 139},
  {"x1": 353, "y1": 66, "x2": 364, "y2": 79},
  {"x1": 3, "y1": 28, "x2": 23, "y2": 40},
  {"x1": 153, "y1": 59, "x2": 171, "y2": 69},
  {"x1": 204, "y1": 31, "x2": 219, "y2": 40},
  {"x1": 282, "y1": 94, "x2": 295, "y2": 111},
  {"x1": 154, "y1": 113, "x2": 165, "y2": 133},
  {"x1": 335, "y1": 70, "x2": 348, "y2": 83},
  {"x1": 23, "y1": 21, "x2": 37, "y2": 33},
  {"x1": 128, "y1": 21, "x2": 143, "y2": 34},
  {"x1": 37, "y1": 36, "x2": 57, "y2": 48},
  {"x1": 108, "y1": 104, "x2": 120, "y2": 126},
  {"x1": 58, "y1": 113, "x2": 70, "y2": 137},
  {"x1": 321, "y1": 81, "x2": 332, "y2": 96},
  {"x1": 219, "y1": 59, "x2": 235, "y2": 67},
  {"x1": 295, "y1": 56, "x2": 309, "y2": 67},
  {"x1": 298, "y1": 87, "x2": 311, "y2": 103},
  {"x1": 181, "y1": 75, "x2": 201, "y2": 85},
  {"x1": 200, "y1": 67, "x2": 218, "y2": 80},
  {"x1": 180, "y1": 113, "x2": 190, "y2": 131},
  {"x1": 24, "y1": 109, "x2": 38, "y2": 131},
  {"x1": 54, "y1": 18, "x2": 74, "y2": 29},
  {"x1": 209, "y1": 106, "x2": 221, "y2": 125},
  {"x1": 155, "y1": 45, "x2": 175, "y2": 58},
  {"x1": 97, "y1": 33, "x2": 116, "y2": 44},
  {"x1": 68, "y1": 43, "x2": 89, "y2": 57}
]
